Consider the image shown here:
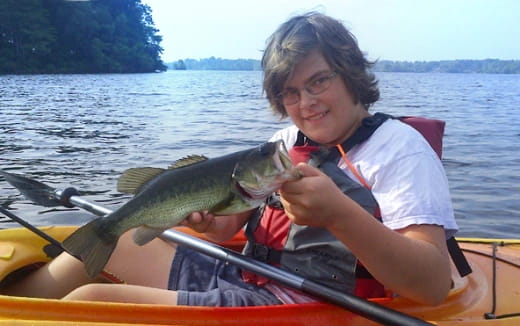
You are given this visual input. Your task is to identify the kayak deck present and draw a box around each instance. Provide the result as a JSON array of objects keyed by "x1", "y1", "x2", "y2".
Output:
[{"x1": 0, "y1": 226, "x2": 519, "y2": 325}]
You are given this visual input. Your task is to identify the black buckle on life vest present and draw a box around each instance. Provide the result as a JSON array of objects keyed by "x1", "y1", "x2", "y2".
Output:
[
  {"x1": 266, "y1": 192, "x2": 284, "y2": 209},
  {"x1": 251, "y1": 244, "x2": 282, "y2": 264}
]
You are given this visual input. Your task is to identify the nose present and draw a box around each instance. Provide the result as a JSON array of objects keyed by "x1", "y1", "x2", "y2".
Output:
[{"x1": 297, "y1": 89, "x2": 317, "y2": 109}]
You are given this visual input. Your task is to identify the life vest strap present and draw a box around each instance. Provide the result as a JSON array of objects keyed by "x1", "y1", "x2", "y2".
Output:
[
  {"x1": 249, "y1": 243, "x2": 282, "y2": 264},
  {"x1": 447, "y1": 237, "x2": 473, "y2": 277}
]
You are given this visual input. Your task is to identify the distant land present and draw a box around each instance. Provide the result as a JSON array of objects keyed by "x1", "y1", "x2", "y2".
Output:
[
  {"x1": 168, "y1": 57, "x2": 520, "y2": 74},
  {"x1": 169, "y1": 58, "x2": 261, "y2": 71}
]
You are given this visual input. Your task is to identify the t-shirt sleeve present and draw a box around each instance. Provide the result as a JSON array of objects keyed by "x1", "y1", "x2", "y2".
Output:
[
  {"x1": 349, "y1": 120, "x2": 459, "y2": 239},
  {"x1": 372, "y1": 149, "x2": 458, "y2": 239}
]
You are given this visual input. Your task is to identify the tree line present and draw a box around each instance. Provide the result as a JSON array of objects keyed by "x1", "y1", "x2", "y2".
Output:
[
  {"x1": 0, "y1": 0, "x2": 166, "y2": 74},
  {"x1": 374, "y1": 59, "x2": 520, "y2": 74},
  {"x1": 170, "y1": 57, "x2": 520, "y2": 74},
  {"x1": 169, "y1": 57, "x2": 261, "y2": 71}
]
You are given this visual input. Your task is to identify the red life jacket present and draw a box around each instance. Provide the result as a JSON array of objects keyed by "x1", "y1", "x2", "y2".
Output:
[{"x1": 242, "y1": 113, "x2": 471, "y2": 298}]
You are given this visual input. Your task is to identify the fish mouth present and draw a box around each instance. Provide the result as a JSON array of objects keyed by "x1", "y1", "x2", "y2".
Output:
[
  {"x1": 234, "y1": 180, "x2": 257, "y2": 200},
  {"x1": 235, "y1": 140, "x2": 300, "y2": 201},
  {"x1": 273, "y1": 140, "x2": 293, "y2": 171},
  {"x1": 273, "y1": 140, "x2": 301, "y2": 181},
  {"x1": 237, "y1": 180, "x2": 276, "y2": 201}
]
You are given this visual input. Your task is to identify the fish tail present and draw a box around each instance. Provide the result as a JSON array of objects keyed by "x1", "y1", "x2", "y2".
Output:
[{"x1": 62, "y1": 218, "x2": 118, "y2": 279}]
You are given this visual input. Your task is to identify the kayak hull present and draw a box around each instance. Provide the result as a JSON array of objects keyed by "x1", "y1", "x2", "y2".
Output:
[{"x1": 0, "y1": 226, "x2": 519, "y2": 325}]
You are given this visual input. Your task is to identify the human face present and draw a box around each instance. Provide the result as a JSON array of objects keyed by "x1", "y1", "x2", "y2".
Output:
[{"x1": 282, "y1": 50, "x2": 369, "y2": 147}]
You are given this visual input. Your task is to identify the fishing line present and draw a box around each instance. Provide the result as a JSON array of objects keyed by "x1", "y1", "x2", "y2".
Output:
[
  {"x1": 461, "y1": 247, "x2": 520, "y2": 269},
  {"x1": 484, "y1": 242, "x2": 498, "y2": 319},
  {"x1": 476, "y1": 243, "x2": 520, "y2": 320}
]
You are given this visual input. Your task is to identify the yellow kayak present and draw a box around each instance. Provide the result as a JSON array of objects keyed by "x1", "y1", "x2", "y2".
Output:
[{"x1": 0, "y1": 226, "x2": 519, "y2": 325}]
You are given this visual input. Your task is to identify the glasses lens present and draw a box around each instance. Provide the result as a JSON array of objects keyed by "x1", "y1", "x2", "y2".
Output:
[
  {"x1": 308, "y1": 72, "x2": 336, "y2": 95},
  {"x1": 280, "y1": 72, "x2": 336, "y2": 106},
  {"x1": 281, "y1": 90, "x2": 299, "y2": 105}
]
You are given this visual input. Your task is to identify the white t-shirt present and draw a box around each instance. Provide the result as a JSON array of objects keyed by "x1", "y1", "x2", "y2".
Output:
[{"x1": 270, "y1": 118, "x2": 458, "y2": 238}]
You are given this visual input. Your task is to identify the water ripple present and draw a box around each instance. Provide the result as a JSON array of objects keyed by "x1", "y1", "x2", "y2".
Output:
[{"x1": 1, "y1": 71, "x2": 519, "y2": 238}]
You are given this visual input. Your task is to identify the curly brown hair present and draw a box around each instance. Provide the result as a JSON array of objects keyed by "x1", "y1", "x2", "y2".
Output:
[{"x1": 262, "y1": 12, "x2": 380, "y2": 118}]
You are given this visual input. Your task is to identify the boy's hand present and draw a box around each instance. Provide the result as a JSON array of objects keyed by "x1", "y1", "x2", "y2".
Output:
[
  {"x1": 280, "y1": 163, "x2": 346, "y2": 229},
  {"x1": 181, "y1": 211, "x2": 216, "y2": 233}
]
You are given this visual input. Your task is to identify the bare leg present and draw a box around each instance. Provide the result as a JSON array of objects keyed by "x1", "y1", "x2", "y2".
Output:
[
  {"x1": 62, "y1": 283, "x2": 179, "y2": 304},
  {"x1": 1, "y1": 229, "x2": 177, "y2": 299},
  {"x1": 103, "y1": 230, "x2": 177, "y2": 289},
  {"x1": 1, "y1": 251, "x2": 95, "y2": 298}
]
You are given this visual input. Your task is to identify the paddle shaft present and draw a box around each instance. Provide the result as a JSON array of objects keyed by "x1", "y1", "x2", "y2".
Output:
[
  {"x1": 53, "y1": 190, "x2": 433, "y2": 326},
  {"x1": 0, "y1": 206, "x2": 63, "y2": 251}
]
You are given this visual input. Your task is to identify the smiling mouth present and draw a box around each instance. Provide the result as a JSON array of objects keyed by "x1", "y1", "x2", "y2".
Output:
[{"x1": 305, "y1": 111, "x2": 328, "y2": 121}]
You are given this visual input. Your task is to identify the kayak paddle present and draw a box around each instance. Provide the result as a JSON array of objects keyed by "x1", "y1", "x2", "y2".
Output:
[{"x1": 0, "y1": 170, "x2": 433, "y2": 326}]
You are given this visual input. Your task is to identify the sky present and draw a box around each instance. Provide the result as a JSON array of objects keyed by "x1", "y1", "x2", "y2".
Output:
[{"x1": 143, "y1": 0, "x2": 520, "y2": 63}]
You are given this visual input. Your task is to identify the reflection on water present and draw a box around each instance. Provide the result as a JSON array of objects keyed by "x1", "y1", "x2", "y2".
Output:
[{"x1": 1, "y1": 71, "x2": 519, "y2": 238}]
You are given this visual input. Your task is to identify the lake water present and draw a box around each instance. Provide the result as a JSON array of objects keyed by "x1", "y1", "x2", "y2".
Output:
[{"x1": 1, "y1": 71, "x2": 519, "y2": 238}]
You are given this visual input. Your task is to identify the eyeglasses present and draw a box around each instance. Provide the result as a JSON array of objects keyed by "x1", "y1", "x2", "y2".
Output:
[{"x1": 279, "y1": 71, "x2": 338, "y2": 106}]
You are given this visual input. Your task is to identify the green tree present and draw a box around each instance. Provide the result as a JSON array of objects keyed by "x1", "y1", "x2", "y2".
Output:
[
  {"x1": 0, "y1": 0, "x2": 166, "y2": 74},
  {"x1": 0, "y1": 0, "x2": 56, "y2": 73},
  {"x1": 172, "y1": 59, "x2": 187, "y2": 70}
]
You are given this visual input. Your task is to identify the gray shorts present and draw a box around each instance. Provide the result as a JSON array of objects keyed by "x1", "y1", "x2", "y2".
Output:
[{"x1": 168, "y1": 246, "x2": 282, "y2": 307}]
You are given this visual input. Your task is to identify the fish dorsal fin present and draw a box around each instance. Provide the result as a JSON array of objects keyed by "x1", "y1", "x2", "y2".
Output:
[
  {"x1": 168, "y1": 155, "x2": 208, "y2": 169},
  {"x1": 117, "y1": 167, "x2": 165, "y2": 194}
]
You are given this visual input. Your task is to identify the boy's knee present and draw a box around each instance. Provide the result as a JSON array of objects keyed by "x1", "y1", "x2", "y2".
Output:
[{"x1": 62, "y1": 283, "x2": 107, "y2": 301}]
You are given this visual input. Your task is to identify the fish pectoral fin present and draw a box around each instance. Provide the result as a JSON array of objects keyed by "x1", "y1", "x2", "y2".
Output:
[
  {"x1": 168, "y1": 155, "x2": 208, "y2": 169},
  {"x1": 133, "y1": 226, "x2": 166, "y2": 246},
  {"x1": 117, "y1": 167, "x2": 165, "y2": 194}
]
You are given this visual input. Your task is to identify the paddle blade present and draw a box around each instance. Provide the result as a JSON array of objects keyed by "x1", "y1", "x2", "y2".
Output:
[{"x1": 0, "y1": 170, "x2": 62, "y2": 207}]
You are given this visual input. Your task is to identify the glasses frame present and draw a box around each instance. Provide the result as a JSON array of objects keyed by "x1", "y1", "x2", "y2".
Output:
[{"x1": 279, "y1": 71, "x2": 338, "y2": 106}]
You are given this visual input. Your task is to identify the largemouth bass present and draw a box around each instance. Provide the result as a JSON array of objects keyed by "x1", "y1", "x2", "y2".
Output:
[{"x1": 63, "y1": 140, "x2": 300, "y2": 278}]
